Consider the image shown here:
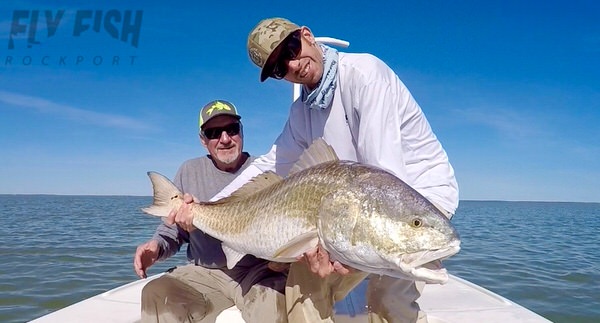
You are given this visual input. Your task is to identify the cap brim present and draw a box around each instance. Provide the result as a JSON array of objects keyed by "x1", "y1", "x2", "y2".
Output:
[
  {"x1": 260, "y1": 55, "x2": 276, "y2": 82},
  {"x1": 260, "y1": 71, "x2": 270, "y2": 82},
  {"x1": 258, "y1": 29, "x2": 299, "y2": 82}
]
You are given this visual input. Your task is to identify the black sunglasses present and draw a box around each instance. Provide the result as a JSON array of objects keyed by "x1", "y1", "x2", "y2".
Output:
[
  {"x1": 271, "y1": 30, "x2": 302, "y2": 79},
  {"x1": 202, "y1": 123, "x2": 241, "y2": 140}
]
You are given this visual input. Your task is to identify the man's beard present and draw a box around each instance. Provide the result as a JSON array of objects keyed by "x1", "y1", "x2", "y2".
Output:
[{"x1": 217, "y1": 149, "x2": 240, "y2": 165}]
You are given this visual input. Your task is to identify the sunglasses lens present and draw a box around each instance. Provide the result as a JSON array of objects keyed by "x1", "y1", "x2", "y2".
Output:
[
  {"x1": 225, "y1": 123, "x2": 240, "y2": 136},
  {"x1": 286, "y1": 34, "x2": 301, "y2": 59},
  {"x1": 271, "y1": 31, "x2": 301, "y2": 79},
  {"x1": 272, "y1": 63, "x2": 287, "y2": 79},
  {"x1": 203, "y1": 128, "x2": 218, "y2": 139},
  {"x1": 203, "y1": 123, "x2": 240, "y2": 139}
]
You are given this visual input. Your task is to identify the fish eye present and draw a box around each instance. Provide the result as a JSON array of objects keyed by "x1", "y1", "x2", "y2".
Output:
[{"x1": 411, "y1": 218, "x2": 422, "y2": 228}]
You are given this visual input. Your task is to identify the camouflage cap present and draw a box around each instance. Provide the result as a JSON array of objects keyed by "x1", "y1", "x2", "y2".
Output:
[
  {"x1": 198, "y1": 100, "x2": 241, "y2": 130},
  {"x1": 247, "y1": 17, "x2": 300, "y2": 82}
]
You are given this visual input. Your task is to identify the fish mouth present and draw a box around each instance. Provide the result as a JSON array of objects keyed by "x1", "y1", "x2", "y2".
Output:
[
  {"x1": 403, "y1": 241, "x2": 461, "y2": 268},
  {"x1": 396, "y1": 241, "x2": 461, "y2": 284}
]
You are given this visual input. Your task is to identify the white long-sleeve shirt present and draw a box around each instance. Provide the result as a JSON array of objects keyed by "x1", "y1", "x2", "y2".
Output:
[{"x1": 213, "y1": 52, "x2": 458, "y2": 214}]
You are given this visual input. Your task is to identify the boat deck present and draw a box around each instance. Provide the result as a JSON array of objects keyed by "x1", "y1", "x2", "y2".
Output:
[{"x1": 29, "y1": 274, "x2": 550, "y2": 322}]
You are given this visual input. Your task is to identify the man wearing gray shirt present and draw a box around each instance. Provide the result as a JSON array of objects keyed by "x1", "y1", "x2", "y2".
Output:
[{"x1": 134, "y1": 100, "x2": 287, "y2": 323}]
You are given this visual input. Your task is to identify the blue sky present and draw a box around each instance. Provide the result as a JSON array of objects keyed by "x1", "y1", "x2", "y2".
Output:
[{"x1": 1, "y1": 1, "x2": 598, "y2": 202}]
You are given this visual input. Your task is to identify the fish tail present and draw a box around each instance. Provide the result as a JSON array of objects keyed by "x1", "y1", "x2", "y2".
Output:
[{"x1": 141, "y1": 171, "x2": 183, "y2": 218}]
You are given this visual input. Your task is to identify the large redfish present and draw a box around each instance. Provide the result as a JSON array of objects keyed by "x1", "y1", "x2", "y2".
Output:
[{"x1": 142, "y1": 139, "x2": 460, "y2": 283}]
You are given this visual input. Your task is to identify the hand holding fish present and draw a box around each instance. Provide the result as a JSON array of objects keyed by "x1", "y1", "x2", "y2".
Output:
[
  {"x1": 300, "y1": 244, "x2": 352, "y2": 278},
  {"x1": 166, "y1": 193, "x2": 197, "y2": 232}
]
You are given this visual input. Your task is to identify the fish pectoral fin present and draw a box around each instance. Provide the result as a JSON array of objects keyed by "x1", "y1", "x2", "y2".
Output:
[
  {"x1": 222, "y1": 244, "x2": 246, "y2": 269},
  {"x1": 273, "y1": 231, "x2": 319, "y2": 259}
]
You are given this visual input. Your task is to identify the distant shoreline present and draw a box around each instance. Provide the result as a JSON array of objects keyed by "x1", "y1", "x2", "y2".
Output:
[{"x1": 1, "y1": 194, "x2": 598, "y2": 204}]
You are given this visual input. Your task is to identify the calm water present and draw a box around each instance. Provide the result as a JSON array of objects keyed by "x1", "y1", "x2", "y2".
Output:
[{"x1": 0, "y1": 196, "x2": 598, "y2": 323}]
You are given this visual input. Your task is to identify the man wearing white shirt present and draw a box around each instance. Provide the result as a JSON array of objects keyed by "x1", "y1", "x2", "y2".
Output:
[{"x1": 178, "y1": 17, "x2": 459, "y2": 323}]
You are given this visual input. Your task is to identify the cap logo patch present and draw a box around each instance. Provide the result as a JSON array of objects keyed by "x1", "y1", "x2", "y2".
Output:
[
  {"x1": 206, "y1": 101, "x2": 232, "y2": 116},
  {"x1": 249, "y1": 48, "x2": 263, "y2": 66}
]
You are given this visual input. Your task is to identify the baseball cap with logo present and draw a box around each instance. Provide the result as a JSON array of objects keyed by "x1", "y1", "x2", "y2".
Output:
[
  {"x1": 247, "y1": 17, "x2": 300, "y2": 82},
  {"x1": 198, "y1": 100, "x2": 241, "y2": 130}
]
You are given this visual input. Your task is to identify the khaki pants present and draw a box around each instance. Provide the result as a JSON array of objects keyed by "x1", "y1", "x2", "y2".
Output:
[
  {"x1": 285, "y1": 266, "x2": 427, "y2": 323},
  {"x1": 141, "y1": 263, "x2": 287, "y2": 323},
  {"x1": 366, "y1": 275, "x2": 427, "y2": 323},
  {"x1": 285, "y1": 262, "x2": 368, "y2": 322}
]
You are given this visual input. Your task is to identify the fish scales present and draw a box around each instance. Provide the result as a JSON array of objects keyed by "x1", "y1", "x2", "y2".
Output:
[
  {"x1": 142, "y1": 139, "x2": 460, "y2": 283},
  {"x1": 191, "y1": 162, "x2": 352, "y2": 251}
]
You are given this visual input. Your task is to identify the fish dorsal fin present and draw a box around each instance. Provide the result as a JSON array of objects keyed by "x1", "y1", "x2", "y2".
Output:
[
  {"x1": 222, "y1": 244, "x2": 246, "y2": 269},
  {"x1": 216, "y1": 171, "x2": 283, "y2": 204},
  {"x1": 272, "y1": 230, "x2": 320, "y2": 259},
  {"x1": 289, "y1": 138, "x2": 339, "y2": 175}
]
